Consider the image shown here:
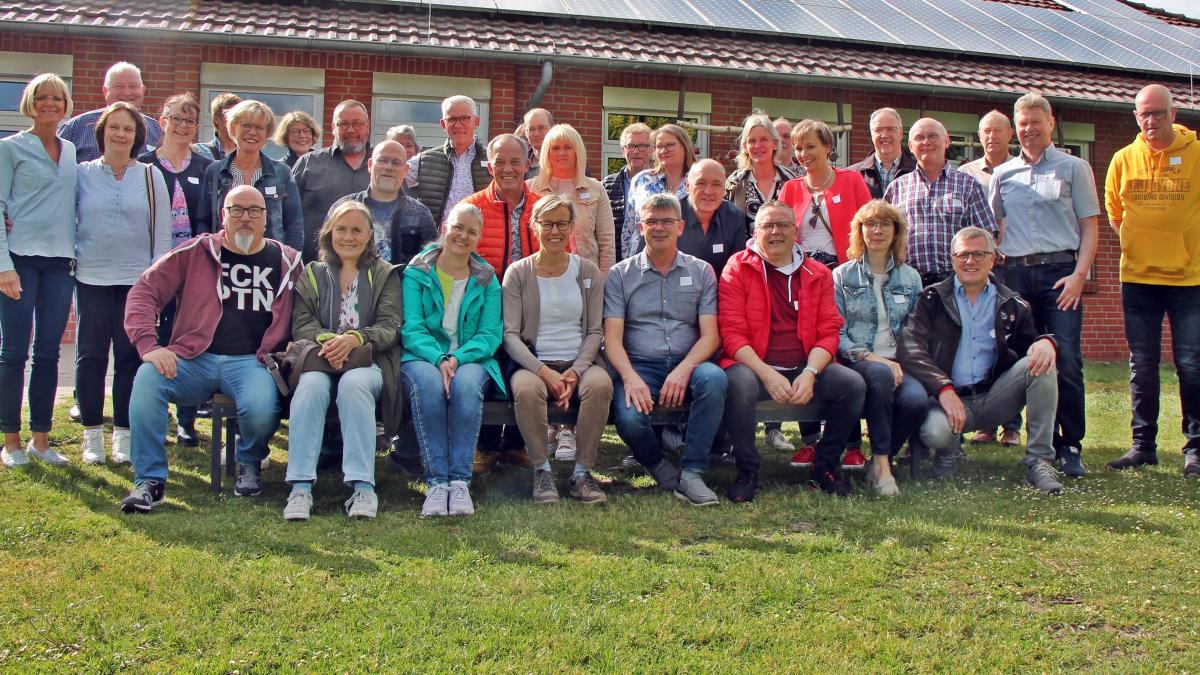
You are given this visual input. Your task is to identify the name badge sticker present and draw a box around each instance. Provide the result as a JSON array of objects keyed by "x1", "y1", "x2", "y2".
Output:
[
  {"x1": 712, "y1": 244, "x2": 724, "y2": 253},
  {"x1": 580, "y1": 191, "x2": 591, "y2": 200},
  {"x1": 187, "y1": 176, "x2": 200, "y2": 184},
  {"x1": 680, "y1": 276, "x2": 693, "y2": 287},
  {"x1": 989, "y1": 329, "x2": 996, "y2": 338},
  {"x1": 264, "y1": 186, "x2": 277, "y2": 196},
  {"x1": 583, "y1": 279, "x2": 592, "y2": 289},
  {"x1": 1170, "y1": 156, "x2": 1182, "y2": 166},
  {"x1": 831, "y1": 194, "x2": 842, "y2": 204},
  {"x1": 893, "y1": 294, "x2": 906, "y2": 304},
  {"x1": 480, "y1": 160, "x2": 489, "y2": 168}
]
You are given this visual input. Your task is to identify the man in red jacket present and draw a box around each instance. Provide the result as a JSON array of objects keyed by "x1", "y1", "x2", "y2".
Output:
[
  {"x1": 119, "y1": 186, "x2": 302, "y2": 513},
  {"x1": 718, "y1": 201, "x2": 866, "y2": 500}
]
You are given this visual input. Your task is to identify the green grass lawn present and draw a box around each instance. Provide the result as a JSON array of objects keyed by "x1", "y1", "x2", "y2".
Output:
[{"x1": 2, "y1": 363, "x2": 1197, "y2": 671}]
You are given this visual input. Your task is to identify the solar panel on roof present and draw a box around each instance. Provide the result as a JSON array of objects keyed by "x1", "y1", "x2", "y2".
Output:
[
  {"x1": 749, "y1": 0, "x2": 843, "y2": 39},
  {"x1": 493, "y1": 0, "x2": 568, "y2": 14},
  {"x1": 785, "y1": 0, "x2": 906, "y2": 44},
  {"x1": 692, "y1": 0, "x2": 780, "y2": 31},
  {"x1": 976, "y1": 1, "x2": 1125, "y2": 67},
  {"x1": 1058, "y1": 11, "x2": 1189, "y2": 72},
  {"x1": 884, "y1": 0, "x2": 1010, "y2": 53},
  {"x1": 928, "y1": 0, "x2": 1069, "y2": 62},
  {"x1": 629, "y1": 0, "x2": 712, "y2": 25},
  {"x1": 558, "y1": 0, "x2": 638, "y2": 22},
  {"x1": 844, "y1": 0, "x2": 960, "y2": 49}
]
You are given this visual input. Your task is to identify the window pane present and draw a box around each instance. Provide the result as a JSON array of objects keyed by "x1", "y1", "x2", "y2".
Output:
[
  {"x1": 606, "y1": 113, "x2": 698, "y2": 142},
  {"x1": 607, "y1": 157, "x2": 627, "y2": 175},
  {"x1": 0, "y1": 81, "x2": 25, "y2": 112},
  {"x1": 377, "y1": 99, "x2": 444, "y2": 124}
]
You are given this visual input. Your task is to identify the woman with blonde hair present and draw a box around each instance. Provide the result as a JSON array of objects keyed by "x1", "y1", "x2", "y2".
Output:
[
  {"x1": 274, "y1": 110, "x2": 321, "y2": 167},
  {"x1": 620, "y1": 123, "x2": 695, "y2": 257},
  {"x1": 529, "y1": 124, "x2": 616, "y2": 275}
]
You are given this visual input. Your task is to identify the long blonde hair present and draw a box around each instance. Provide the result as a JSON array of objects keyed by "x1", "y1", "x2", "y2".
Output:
[{"x1": 530, "y1": 124, "x2": 587, "y2": 191}]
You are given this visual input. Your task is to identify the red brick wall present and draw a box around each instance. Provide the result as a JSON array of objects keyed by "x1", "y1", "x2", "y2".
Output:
[{"x1": 1, "y1": 31, "x2": 1154, "y2": 360}]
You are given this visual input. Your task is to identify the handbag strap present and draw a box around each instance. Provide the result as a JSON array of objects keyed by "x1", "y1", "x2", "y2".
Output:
[{"x1": 145, "y1": 163, "x2": 155, "y2": 259}]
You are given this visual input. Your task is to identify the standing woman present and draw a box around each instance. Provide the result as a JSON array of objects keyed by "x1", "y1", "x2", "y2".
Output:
[
  {"x1": 196, "y1": 100, "x2": 304, "y2": 251},
  {"x1": 284, "y1": 200, "x2": 404, "y2": 521},
  {"x1": 274, "y1": 111, "x2": 320, "y2": 168},
  {"x1": 385, "y1": 124, "x2": 421, "y2": 161},
  {"x1": 140, "y1": 93, "x2": 213, "y2": 446},
  {"x1": 779, "y1": 119, "x2": 871, "y2": 269},
  {"x1": 75, "y1": 102, "x2": 172, "y2": 464},
  {"x1": 401, "y1": 202, "x2": 504, "y2": 518},
  {"x1": 832, "y1": 200, "x2": 928, "y2": 496},
  {"x1": 529, "y1": 124, "x2": 616, "y2": 275},
  {"x1": 0, "y1": 73, "x2": 77, "y2": 468},
  {"x1": 725, "y1": 112, "x2": 796, "y2": 236},
  {"x1": 503, "y1": 195, "x2": 612, "y2": 504},
  {"x1": 620, "y1": 124, "x2": 695, "y2": 258}
]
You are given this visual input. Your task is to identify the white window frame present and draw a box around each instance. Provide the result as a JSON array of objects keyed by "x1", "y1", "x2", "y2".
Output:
[
  {"x1": 199, "y1": 63, "x2": 325, "y2": 161},
  {"x1": 751, "y1": 97, "x2": 851, "y2": 167},
  {"x1": 0, "y1": 52, "x2": 73, "y2": 136},
  {"x1": 371, "y1": 73, "x2": 491, "y2": 152},
  {"x1": 601, "y1": 87, "x2": 710, "y2": 176}
]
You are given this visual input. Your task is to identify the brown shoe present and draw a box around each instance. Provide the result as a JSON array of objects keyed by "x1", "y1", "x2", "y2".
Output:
[
  {"x1": 970, "y1": 429, "x2": 997, "y2": 444},
  {"x1": 500, "y1": 447, "x2": 532, "y2": 469},
  {"x1": 999, "y1": 429, "x2": 1021, "y2": 446},
  {"x1": 472, "y1": 450, "x2": 500, "y2": 476},
  {"x1": 569, "y1": 472, "x2": 608, "y2": 504}
]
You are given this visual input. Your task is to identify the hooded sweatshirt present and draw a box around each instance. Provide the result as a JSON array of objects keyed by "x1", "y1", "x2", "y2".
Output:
[{"x1": 1105, "y1": 124, "x2": 1200, "y2": 285}]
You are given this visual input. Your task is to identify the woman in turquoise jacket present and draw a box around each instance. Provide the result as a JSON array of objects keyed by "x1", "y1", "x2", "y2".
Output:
[{"x1": 401, "y1": 202, "x2": 503, "y2": 518}]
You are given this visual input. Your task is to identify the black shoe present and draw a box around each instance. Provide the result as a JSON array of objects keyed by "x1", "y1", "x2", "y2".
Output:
[
  {"x1": 931, "y1": 452, "x2": 958, "y2": 479},
  {"x1": 1058, "y1": 446, "x2": 1087, "y2": 477},
  {"x1": 1184, "y1": 451, "x2": 1200, "y2": 478},
  {"x1": 195, "y1": 400, "x2": 214, "y2": 418},
  {"x1": 386, "y1": 449, "x2": 423, "y2": 478},
  {"x1": 1106, "y1": 449, "x2": 1158, "y2": 471},
  {"x1": 808, "y1": 468, "x2": 852, "y2": 497},
  {"x1": 120, "y1": 481, "x2": 165, "y2": 513},
  {"x1": 175, "y1": 423, "x2": 199, "y2": 447},
  {"x1": 726, "y1": 471, "x2": 758, "y2": 503},
  {"x1": 710, "y1": 450, "x2": 737, "y2": 468}
]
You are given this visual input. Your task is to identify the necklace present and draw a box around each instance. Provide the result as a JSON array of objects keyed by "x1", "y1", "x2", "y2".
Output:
[
  {"x1": 104, "y1": 157, "x2": 134, "y2": 180},
  {"x1": 804, "y1": 168, "x2": 835, "y2": 193},
  {"x1": 535, "y1": 252, "x2": 570, "y2": 277}
]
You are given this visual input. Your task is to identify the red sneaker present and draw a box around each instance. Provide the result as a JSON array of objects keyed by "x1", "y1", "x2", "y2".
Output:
[
  {"x1": 790, "y1": 444, "x2": 816, "y2": 468},
  {"x1": 841, "y1": 447, "x2": 868, "y2": 471}
]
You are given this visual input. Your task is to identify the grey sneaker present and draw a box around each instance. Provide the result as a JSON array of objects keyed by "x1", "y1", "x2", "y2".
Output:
[
  {"x1": 1184, "y1": 451, "x2": 1200, "y2": 478},
  {"x1": 646, "y1": 459, "x2": 680, "y2": 491},
  {"x1": 674, "y1": 471, "x2": 719, "y2": 506},
  {"x1": 554, "y1": 429, "x2": 577, "y2": 462},
  {"x1": 27, "y1": 442, "x2": 69, "y2": 466},
  {"x1": 120, "y1": 481, "x2": 165, "y2": 513},
  {"x1": 568, "y1": 472, "x2": 608, "y2": 504},
  {"x1": 1026, "y1": 459, "x2": 1064, "y2": 494},
  {"x1": 345, "y1": 490, "x2": 378, "y2": 519},
  {"x1": 234, "y1": 462, "x2": 262, "y2": 497},
  {"x1": 447, "y1": 480, "x2": 474, "y2": 516},
  {"x1": 421, "y1": 483, "x2": 449, "y2": 517},
  {"x1": 765, "y1": 428, "x2": 795, "y2": 452},
  {"x1": 532, "y1": 469, "x2": 560, "y2": 504},
  {"x1": 283, "y1": 489, "x2": 313, "y2": 521},
  {"x1": 2, "y1": 447, "x2": 30, "y2": 468}
]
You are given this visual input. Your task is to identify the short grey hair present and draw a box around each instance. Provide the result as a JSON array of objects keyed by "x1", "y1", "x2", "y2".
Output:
[
  {"x1": 386, "y1": 124, "x2": 418, "y2": 144},
  {"x1": 531, "y1": 193, "x2": 576, "y2": 225},
  {"x1": 979, "y1": 109, "x2": 1011, "y2": 130},
  {"x1": 104, "y1": 61, "x2": 142, "y2": 87},
  {"x1": 951, "y1": 226, "x2": 996, "y2": 253},
  {"x1": 486, "y1": 133, "x2": 528, "y2": 160},
  {"x1": 442, "y1": 202, "x2": 484, "y2": 244},
  {"x1": 639, "y1": 193, "x2": 682, "y2": 219},
  {"x1": 869, "y1": 107, "x2": 903, "y2": 130},
  {"x1": 1014, "y1": 93, "x2": 1053, "y2": 118},
  {"x1": 441, "y1": 95, "x2": 477, "y2": 117}
]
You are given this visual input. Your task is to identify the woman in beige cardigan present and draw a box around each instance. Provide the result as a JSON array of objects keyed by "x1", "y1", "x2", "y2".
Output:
[{"x1": 502, "y1": 195, "x2": 612, "y2": 505}]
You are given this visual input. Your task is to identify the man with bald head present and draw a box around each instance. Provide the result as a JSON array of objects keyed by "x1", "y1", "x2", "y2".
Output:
[
  {"x1": 329, "y1": 140, "x2": 436, "y2": 265},
  {"x1": 849, "y1": 107, "x2": 918, "y2": 199},
  {"x1": 639, "y1": 158, "x2": 747, "y2": 275},
  {"x1": 885, "y1": 117, "x2": 996, "y2": 286},
  {"x1": 1104, "y1": 84, "x2": 1200, "y2": 476},
  {"x1": 960, "y1": 110, "x2": 1015, "y2": 190},
  {"x1": 293, "y1": 99, "x2": 374, "y2": 261},
  {"x1": 120, "y1": 185, "x2": 303, "y2": 512},
  {"x1": 522, "y1": 108, "x2": 554, "y2": 179}
]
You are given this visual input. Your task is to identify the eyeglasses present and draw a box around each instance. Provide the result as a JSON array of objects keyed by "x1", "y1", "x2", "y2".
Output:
[
  {"x1": 166, "y1": 115, "x2": 198, "y2": 128},
  {"x1": 757, "y1": 221, "x2": 794, "y2": 232},
  {"x1": 643, "y1": 218, "x2": 678, "y2": 229},
  {"x1": 372, "y1": 157, "x2": 406, "y2": 167},
  {"x1": 224, "y1": 205, "x2": 265, "y2": 218},
  {"x1": 443, "y1": 115, "x2": 474, "y2": 127},
  {"x1": 537, "y1": 220, "x2": 572, "y2": 232},
  {"x1": 951, "y1": 250, "x2": 994, "y2": 263},
  {"x1": 335, "y1": 120, "x2": 367, "y2": 130},
  {"x1": 1134, "y1": 109, "x2": 1169, "y2": 122},
  {"x1": 863, "y1": 219, "x2": 894, "y2": 231},
  {"x1": 654, "y1": 142, "x2": 679, "y2": 152},
  {"x1": 623, "y1": 143, "x2": 651, "y2": 152},
  {"x1": 288, "y1": 126, "x2": 314, "y2": 136}
]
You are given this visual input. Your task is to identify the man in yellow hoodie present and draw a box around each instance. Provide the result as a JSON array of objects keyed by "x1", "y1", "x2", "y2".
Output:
[{"x1": 1104, "y1": 84, "x2": 1200, "y2": 477}]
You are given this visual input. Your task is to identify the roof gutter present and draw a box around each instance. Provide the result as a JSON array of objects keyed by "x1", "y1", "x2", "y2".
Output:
[{"x1": 7, "y1": 21, "x2": 1197, "y2": 119}]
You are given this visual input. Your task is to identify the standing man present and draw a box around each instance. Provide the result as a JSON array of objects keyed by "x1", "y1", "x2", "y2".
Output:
[
  {"x1": 196, "y1": 93, "x2": 241, "y2": 161},
  {"x1": 603, "y1": 122, "x2": 653, "y2": 260},
  {"x1": 989, "y1": 93, "x2": 1100, "y2": 477},
  {"x1": 849, "y1": 108, "x2": 917, "y2": 199},
  {"x1": 1104, "y1": 85, "x2": 1200, "y2": 476},
  {"x1": 293, "y1": 100, "x2": 373, "y2": 261},
  {"x1": 407, "y1": 95, "x2": 491, "y2": 226},
  {"x1": 772, "y1": 117, "x2": 804, "y2": 175},
  {"x1": 119, "y1": 186, "x2": 302, "y2": 512},
  {"x1": 604, "y1": 193, "x2": 728, "y2": 506},
  {"x1": 522, "y1": 108, "x2": 554, "y2": 179},
  {"x1": 885, "y1": 118, "x2": 997, "y2": 286},
  {"x1": 959, "y1": 110, "x2": 1015, "y2": 190},
  {"x1": 642, "y1": 159, "x2": 747, "y2": 275},
  {"x1": 59, "y1": 61, "x2": 164, "y2": 162},
  {"x1": 329, "y1": 140, "x2": 437, "y2": 265}
]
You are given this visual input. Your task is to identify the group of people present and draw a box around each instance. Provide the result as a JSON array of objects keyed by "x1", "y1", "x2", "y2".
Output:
[{"x1": 1, "y1": 59, "x2": 1196, "y2": 520}]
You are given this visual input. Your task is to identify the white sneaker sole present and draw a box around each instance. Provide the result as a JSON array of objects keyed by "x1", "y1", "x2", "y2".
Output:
[{"x1": 673, "y1": 490, "x2": 719, "y2": 507}]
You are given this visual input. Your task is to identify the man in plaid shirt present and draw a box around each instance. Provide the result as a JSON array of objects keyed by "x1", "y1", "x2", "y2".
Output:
[{"x1": 884, "y1": 118, "x2": 997, "y2": 287}]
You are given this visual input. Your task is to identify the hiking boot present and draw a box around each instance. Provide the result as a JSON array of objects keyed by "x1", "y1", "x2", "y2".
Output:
[
  {"x1": 765, "y1": 428, "x2": 795, "y2": 452},
  {"x1": 111, "y1": 428, "x2": 131, "y2": 464},
  {"x1": 674, "y1": 471, "x2": 719, "y2": 506},
  {"x1": 120, "y1": 481, "x2": 165, "y2": 513},
  {"x1": 808, "y1": 468, "x2": 852, "y2": 497},
  {"x1": 970, "y1": 429, "x2": 997, "y2": 444},
  {"x1": 931, "y1": 451, "x2": 958, "y2": 479},
  {"x1": 646, "y1": 459, "x2": 680, "y2": 491},
  {"x1": 789, "y1": 444, "x2": 816, "y2": 468},
  {"x1": 234, "y1": 462, "x2": 263, "y2": 497},
  {"x1": 841, "y1": 447, "x2": 868, "y2": 471},
  {"x1": 81, "y1": 428, "x2": 106, "y2": 465},
  {"x1": 345, "y1": 490, "x2": 378, "y2": 519},
  {"x1": 999, "y1": 428, "x2": 1021, "y2": 446},
  {"x1": 569, "y1": 472, "x2": 608, "y2": 504},
  {"x1": 472, "y1": 449, "x2": 500, "y2": 476},
  {"x1": 532, "y1": 469, "x2": 560, "y2": 504},
  {"x1": 1107, "y1": 449, "x2": 1158, "y2": 471},
  {"x1": 421, "y1": 483, "x2": 449, "y2": 517},
  {"x1": 554, "y1": 429, "x2": 577, "y2": 462},
  {"x1": 1059, "y1": 446, "x2": 1087, "y2": 477},
  {"x1": 175, "y1": 422, "x2": 199, "y2": 447},
  {"x1": 1026, "y1": 459, "x2": 1063, "y2": 494},
  {"x1": 447, "y1": 480, "x2": 475, "y2": 516},
  {"x1": 1184, "y1": 451, "x2": 1200, "y2": 478},
  {"x1": 27, "y1": 441, "x2": 68, "y2": 466},
  {"x1": 726, "y1": 471, "x2": 758, "y2": 503},
  {"x1": 283, "y1": 489, "x2": 313, "y2": 521},
  {"x1": 1, "y1": 447, "x2": 29, "y2": 468}
]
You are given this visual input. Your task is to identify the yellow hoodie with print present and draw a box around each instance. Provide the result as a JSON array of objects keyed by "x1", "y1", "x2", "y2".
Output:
[{"x1": 1105, "y1": 124, "x2": 1200, "y2": 285}]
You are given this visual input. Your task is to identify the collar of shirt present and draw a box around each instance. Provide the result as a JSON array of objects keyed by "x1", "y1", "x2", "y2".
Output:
[
  {"x1": 953, "y1": 275, "x2": 994, "y2": 304},
  {"x1": 875, "y1": 155, "x2": 900, "y2": 175},
  {"x1": 1020, "y1": 143, "x2": 1059, "y2": 166},
  {"x1": 491, "y1": 185, "x2": 526, "y2": 210},
  {"x1": 635, "y1": 250, "x2": 684, "y2": 274},
  {"x1": 916, "y1": 163, "x2": 950, "y2": 185}
]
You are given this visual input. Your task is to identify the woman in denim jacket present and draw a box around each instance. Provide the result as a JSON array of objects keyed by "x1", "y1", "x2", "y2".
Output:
[{"x1": 832, "y1": 200, "x2": 929, "y2": 496}]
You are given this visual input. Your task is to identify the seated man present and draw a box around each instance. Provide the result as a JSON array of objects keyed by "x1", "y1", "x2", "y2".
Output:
[
  {"x1": 604, "y1": 193, "x2": 728, "y2": 506},
  {"x1": 898, "y1": 226, "x2": 1063, "y2": 493},
  {"x1": 120, "y1": 185, "x2": 303, "y2": 512},
  {"x1": 719, "y1": 201, "x2": 866, "y2": 500}
]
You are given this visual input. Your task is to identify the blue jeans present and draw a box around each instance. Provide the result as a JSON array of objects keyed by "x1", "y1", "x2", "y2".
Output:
[
  {"x1": 401, "y1": 360, "x2": 490, "y2": 486},
  {"x1": 130, "y1": 353, "x2": 281, "y2": 483},
  {"x1": 1000, "y1": 262, "x2": 1084, "y2": 450},
  {"x1": 850, "y1": 360, "x2": 930, "y2": 457},
  {"x1": 0, "y1": 255, "x2": 74, "y2": 434},
  {"x1": 156, "y1": 299, "x2": 196, "y2": 426},
  {"x1": 286, "y1": 366, "x2": 383, "y2": 486},
  {"x1": 1122, "y1": 282, "x2": 1200, "y2": 454},
  {"x1": 612, "y1": 359, "x2": 727, "y2": 472}
]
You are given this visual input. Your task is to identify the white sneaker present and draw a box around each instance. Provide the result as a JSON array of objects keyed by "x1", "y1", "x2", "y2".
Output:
[
  {"x1": 421, "y1": 483, "x2": 450, "y2": 517},
  {"x1": 447, "y1": 480, "x2": 475, "y2": 516},
  {"x1": 554, "y1": 428, "x2": 577, "y2": 462},
  {"x1": 111, "y1": 428, "x2": 131, "y2": 464},
  {"x1": 2, "y1": 447, "x2": 30, "y2": 468},
  {"x1": 765, "y1": 428, "x2": 796, "y2": 452},
  {"x1": 27, "y1": 441, "x2": 69, "y2": 466},
  {"x1": 81, "y1": 428, "x2": 106, "y2": 465}
]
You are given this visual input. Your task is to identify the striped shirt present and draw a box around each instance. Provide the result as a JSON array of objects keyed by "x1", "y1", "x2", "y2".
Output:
[{"x1": 884, "y1": 165, "x2": 996, "y2": 276}]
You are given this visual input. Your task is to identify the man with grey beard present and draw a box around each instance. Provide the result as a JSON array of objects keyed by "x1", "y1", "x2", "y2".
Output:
[
  {"x1": 119, "y1": 186, "x2": 303, "y2": 512},
  {"x1": 293, "y1": 99, "x2": 373, "y2": 261}
]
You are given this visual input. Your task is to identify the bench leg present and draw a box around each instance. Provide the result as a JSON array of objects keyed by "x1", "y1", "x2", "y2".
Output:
[
  {"x1": 910, "y1": 438, "x2": 927, "y2": 480},
  {"x1": 210, "y1": 411, "x2": 223, "y2": 492},
  {"x1": 225, "y1": 417, "x2": 237, "y2": 477}
]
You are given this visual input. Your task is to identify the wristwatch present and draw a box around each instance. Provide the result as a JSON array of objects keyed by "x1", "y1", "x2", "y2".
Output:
[
  {"x1": 849, "y1": 348, "x2": 870, "y2": 362},
  {"x1": 802, "y1": 366, "x2": 820, "y2": 378}
]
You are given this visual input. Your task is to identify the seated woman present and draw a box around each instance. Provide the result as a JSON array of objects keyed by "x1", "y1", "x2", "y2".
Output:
[
  {"x1": 832, "y1": 200, "x2": 929, "y2": 496},
  {"x1": 503, "y1": 195, "x2": 612, "y2": 504},
  {"x1": 401, "y1": 202, "x2": 504, "y2": 517},
  {"x1": 283, "y1": 200, "x2": 404, "y2": 521}
]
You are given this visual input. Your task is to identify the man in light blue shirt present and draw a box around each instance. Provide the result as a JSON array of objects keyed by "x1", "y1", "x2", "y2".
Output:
[
  {"x1": 950, "y1": 276, "x2": 997, "y2": 388},
  {"x1": 58, "y1": 62, "x2": 163, "y2": 163}
]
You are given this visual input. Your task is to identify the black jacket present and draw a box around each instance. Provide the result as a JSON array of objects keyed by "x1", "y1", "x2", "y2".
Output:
[
  {"x1": 138, "y1": 149, "x2": 213, "y2": 239},
  {"x1": 897, "y1": 274, "x2": 1056, "y2": 396},
  {"x1": 846, "y1": 147, "x2": 918, "y2": 200},
  {"x1": 602, "y1": 167, "x2": 630, "y2": 259},
  {"x1": 333, "y1": 189, "x2": 438, "y2": 265}
]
